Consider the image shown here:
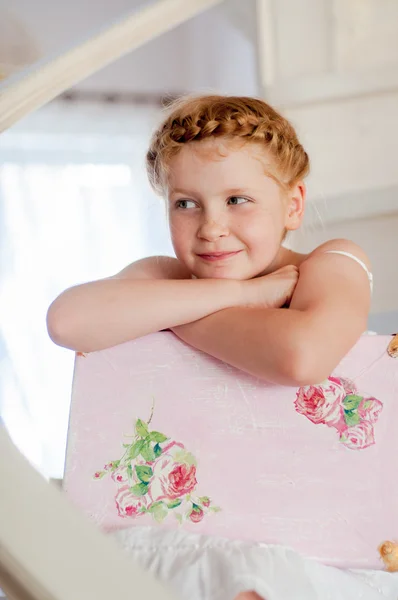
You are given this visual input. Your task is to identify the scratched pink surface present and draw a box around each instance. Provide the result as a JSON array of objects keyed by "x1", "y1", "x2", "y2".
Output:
[{"x1": 63, "y1": 333, "x2": 397, "y2": 569}]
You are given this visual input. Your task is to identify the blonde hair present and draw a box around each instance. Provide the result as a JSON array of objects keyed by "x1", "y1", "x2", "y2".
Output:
[{"x1": 146, "y1": 94, "x2": 309, "y2": 195}]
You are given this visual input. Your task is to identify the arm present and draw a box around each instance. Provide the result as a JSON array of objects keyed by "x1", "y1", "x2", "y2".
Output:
[
  {"x1": 47, "y1": 256, "x2": 244, "y2": 352},
  {"x1": 172, "y1": 240, "x2": 371, "y2": 386}
]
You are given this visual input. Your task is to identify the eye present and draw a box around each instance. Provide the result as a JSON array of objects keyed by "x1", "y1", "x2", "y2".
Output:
[
  {"x1": 175, "y1": 199, "x2": 197, "y2": 209},
  {"x1": 228, "y1": 196, "x2": 249, "y2": 206}
]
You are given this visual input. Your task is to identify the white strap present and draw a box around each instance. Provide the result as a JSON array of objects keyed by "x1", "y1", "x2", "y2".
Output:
[{"x1": 324, "y1": 250, "x2": 373, "y2": 291}]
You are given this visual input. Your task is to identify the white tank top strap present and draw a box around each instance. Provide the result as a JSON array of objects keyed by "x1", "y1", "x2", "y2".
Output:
[{"x1": 324, "y1": 250, "x2": 373, "y2": 292}]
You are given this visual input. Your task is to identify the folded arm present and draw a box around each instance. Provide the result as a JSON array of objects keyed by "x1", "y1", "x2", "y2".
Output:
[
  {"x1": 47, "y1": 257, "x2": 244, "y2": 352},
  {"x1": 172, "y1": 241, "x2": 371, "y2": 387}
]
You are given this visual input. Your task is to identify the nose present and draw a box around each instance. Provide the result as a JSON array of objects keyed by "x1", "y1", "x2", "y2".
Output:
[
  {"x1": 197, "y1": 217, "x2": 229, "y2": 242},
  {"x1": 198, "y1": 219, "x2": 229, "y2": 242}
]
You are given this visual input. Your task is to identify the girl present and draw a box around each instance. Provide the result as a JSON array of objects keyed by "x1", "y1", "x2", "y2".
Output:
[
  {"x1": 47, "y1": 94, "x2": 372, "y2": 387},
  {"x1": 47, "y1": 95, "x2": 373, "y2": 598}
]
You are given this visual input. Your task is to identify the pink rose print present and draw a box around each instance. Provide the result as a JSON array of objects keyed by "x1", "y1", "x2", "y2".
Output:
[
  {"x1": 340, "y1": 421, "x2": 375, "y2": 450},
  {"x1": 104, "y1": 462, "x2": 117, "y2": 470},
  {"x1": 329, "y1": 376, "x2": 357, "y2": 396},
  {"x1": 110, "y1": 458, "x2": 147, "y2": 486},
  {"x1": 358, "y1": 398, "x2": 383, "y2": 423},
  {"x1": 94, "y1": 408, "x2": 220, "y2": 524},
  {"x1": 115, "y1": 485, "x2": 147, "y2": 518},
  {"x1": 169, "y1": 464, "x2": 197, "y2": 498},
  {"x1": 111, "y1": 465, "x2": 129, "y2": 484},
  {"x1": 189, "y1": 506, "x2": 204, "y2": 523},
  {"x1": 149, "y1": 441, "x2": 197, "y2": 503},
  {"x1": 295, "y1": 379, "x2": 345, "y2": 427},
  {"x1": 295, "y1": 376, "x2": 383, "y2": 451}
]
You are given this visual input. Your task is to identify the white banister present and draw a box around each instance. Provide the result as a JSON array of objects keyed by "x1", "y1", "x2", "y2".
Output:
[
  {"x1": 0, "y1": 424, "x2": 176, "y2": 600},
  {"x1": 0, "y1": 0, "x2": 223, "y2": 133}
]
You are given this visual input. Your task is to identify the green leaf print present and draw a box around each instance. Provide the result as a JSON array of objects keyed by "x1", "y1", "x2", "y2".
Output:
[
  {"x1": 344, "y1": 409, "x2": 360, "y2": 427},
  {"x1": 135, "y1": 465, "x2": 153, "y2": 483},
  {"x1": 130, "y1": 482, "x2": 149, "y2": 496},
  {"x1": 153, "y1": 443, "x2": 162, "y2": 457},
  {"x1": 128, "y1": 439, "x2": 145, "y2": 459},
  {"x1": 148, "y1": 501, "x2": 163, "y2": 509},
  {"x1": 342, "y1": 395, "x2": 362, "y2": 411},
  {"x1": 135, "y1": 419, "x2": 149, "y2": 437},
  {"x1": 148, "y1": 502, "x2": 168, "y2": 523},
  {"x1": 173, "y1": 449, "x2": 197, "y2": 466},
  {"x1": 140, "y1": 441, "x2": 156, "y2": 462},
  {"x1": 167, "y1": 499, "x2": 182, "y2": 509},
  {"x1": 149, "y1": 431, "x2": 168, "y2": 443}
]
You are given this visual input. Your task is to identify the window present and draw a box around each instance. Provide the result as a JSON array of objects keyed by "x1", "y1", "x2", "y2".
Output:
[{"x1": 0, "y1": 100, "x2": 173, "y2": 477}]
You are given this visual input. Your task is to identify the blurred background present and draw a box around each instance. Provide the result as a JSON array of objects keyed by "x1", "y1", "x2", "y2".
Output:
[{"x1": 0, "y1": 0, "x2": 397, "y2": 478}]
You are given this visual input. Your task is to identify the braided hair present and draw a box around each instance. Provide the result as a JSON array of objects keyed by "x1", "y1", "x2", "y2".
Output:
[{"x1": 146, "y1": 95, "x2": 309, "y2": 194}]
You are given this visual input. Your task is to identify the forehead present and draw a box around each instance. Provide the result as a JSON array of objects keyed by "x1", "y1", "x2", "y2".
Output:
[{"x1": 167, "y1": 138, "x2": 275, "y2": 192}]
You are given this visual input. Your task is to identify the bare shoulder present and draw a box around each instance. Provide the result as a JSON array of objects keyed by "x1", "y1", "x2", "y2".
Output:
[
  {"x1": 293, "y1": 238, "x2": 372, "y2": 309},
  {"x1": 302, "y1": 238, "x2": 371, "y2": 271},
  {"x1": 110, "y1": 256, "x2": 191, "y2": 280},
  {"x1": 290, "y1": 237, "x2": 372, "y2": 320}
]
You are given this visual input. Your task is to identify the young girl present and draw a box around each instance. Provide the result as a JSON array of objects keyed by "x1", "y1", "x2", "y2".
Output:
[{"x1": 47, "y1": 95, "x2": 373, "y2": 598}]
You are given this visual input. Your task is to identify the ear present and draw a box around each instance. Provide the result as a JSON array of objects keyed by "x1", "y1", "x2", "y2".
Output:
[{"x1": 284, "y1": 181, "x2": 306, "y2": 231}]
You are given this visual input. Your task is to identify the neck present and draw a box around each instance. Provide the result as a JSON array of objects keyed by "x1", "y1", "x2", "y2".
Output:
[{"x1": 258, "y1": 246, "x2": 306, "y2": 277}]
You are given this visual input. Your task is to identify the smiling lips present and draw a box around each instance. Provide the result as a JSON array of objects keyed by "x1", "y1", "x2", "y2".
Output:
[{"x1": 197, "y1": 250, "x2": 242, "y2": 262}]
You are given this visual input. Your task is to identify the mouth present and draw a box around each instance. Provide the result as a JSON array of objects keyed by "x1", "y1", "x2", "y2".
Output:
[{"x1": 196, "y1": 250, "x2": 242, "y2": 262}]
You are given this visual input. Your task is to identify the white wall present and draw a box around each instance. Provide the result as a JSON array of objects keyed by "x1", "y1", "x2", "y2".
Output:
[
  {"x1": 255, "y1": 0, "x2": 398, "y2": 327},
  {"x1": 291, "y1": 212, "x2": 398, "y2": 330}
]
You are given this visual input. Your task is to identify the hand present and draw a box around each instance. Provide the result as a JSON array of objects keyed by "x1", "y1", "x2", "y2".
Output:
[{"x1": 243, "y1": 265, "x2": 299, "y2": 309}]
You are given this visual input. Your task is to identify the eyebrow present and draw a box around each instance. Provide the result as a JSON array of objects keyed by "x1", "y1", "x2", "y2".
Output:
[
  {"x1": 168, "y1": 188, "x2": 197, "y2": 197},
  {"x1": 169, "y1": 187, "x2": 252, "y2": 197},
  {"x1": 224, "y1": 188, "x2": 252, "y2": 196}
]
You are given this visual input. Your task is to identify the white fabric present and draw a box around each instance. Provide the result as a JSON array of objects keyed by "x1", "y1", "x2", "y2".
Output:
[
  {"x1": 324, "y1": 250, "x2": 374, "y2": 292},
  {"x1": 113, "y1": 527, "x2": 398, "y2": 600}
]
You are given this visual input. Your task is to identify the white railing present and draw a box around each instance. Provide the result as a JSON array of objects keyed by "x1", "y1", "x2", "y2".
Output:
[{"x1": 0, "y1": 0, "x2": 223, "y2": 133}]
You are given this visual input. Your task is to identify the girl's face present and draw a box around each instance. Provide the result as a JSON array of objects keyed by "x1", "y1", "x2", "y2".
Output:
[{"x1": 166, "y1": 139, "x2": 305, "y2": 280}]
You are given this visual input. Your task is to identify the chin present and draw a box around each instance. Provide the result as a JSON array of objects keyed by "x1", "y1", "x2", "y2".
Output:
[{"x1": 195, "y1": 267, "x2": 256, "y2": 281}]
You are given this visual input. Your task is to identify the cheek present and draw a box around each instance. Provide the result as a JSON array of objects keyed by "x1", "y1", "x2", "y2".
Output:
[
  {"x1": 236, "y1": 212, "x2": 281, "y2": 258},
  {"x1": 169, "y1": 215, "x2": 193, "y2": 252},
  {"x1": 236, "y1": 213, "x2": 271, "y2": 244}
]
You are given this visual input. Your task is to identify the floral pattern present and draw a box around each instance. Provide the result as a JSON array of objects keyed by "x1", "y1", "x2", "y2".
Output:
[
  {"x1": 94, "y1": 407, "x2": 220, "y2": 524},
  {"x1": 295, "y1": 376, "x2": 383, "y2": 450}
]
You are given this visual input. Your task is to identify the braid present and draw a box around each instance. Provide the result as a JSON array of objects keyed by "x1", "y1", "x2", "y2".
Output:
[{"x1": 146, "y1": 95, "x2": 309, "y2": 194}]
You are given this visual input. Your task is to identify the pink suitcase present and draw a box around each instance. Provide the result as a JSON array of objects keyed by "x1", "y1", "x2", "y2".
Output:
[{"x1": 63, "y1": 332, "x2": 397, "y2": 569}]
